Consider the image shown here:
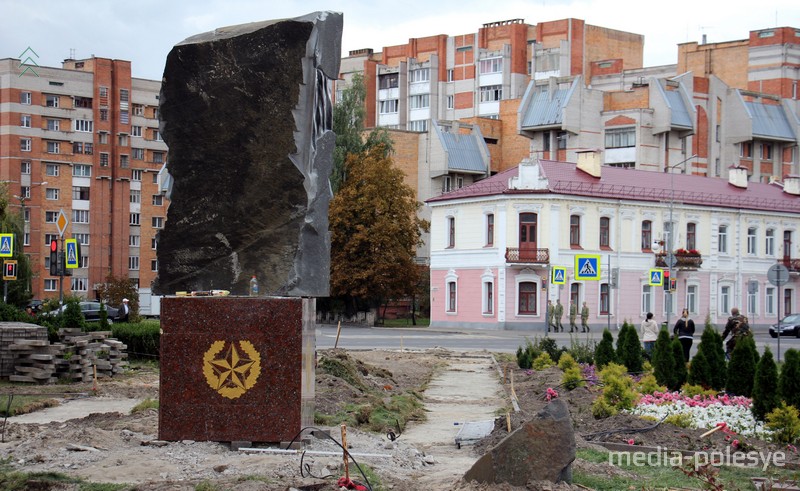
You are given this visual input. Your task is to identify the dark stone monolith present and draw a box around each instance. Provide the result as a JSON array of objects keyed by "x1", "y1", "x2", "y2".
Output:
[
  {"x1": 463, "y1": 399, "x2": 575, "y2": 486},
  {"x1": 153, "y1": 12, "x2": 341, "y2": 297}
]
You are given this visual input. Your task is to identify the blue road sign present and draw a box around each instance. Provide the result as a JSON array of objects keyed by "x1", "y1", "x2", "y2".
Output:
[
  {"x1": 575, "y1": 255, "x2": 601, "y2": 281},
  {"x1": 0, "y1": 234, "x2": 13, "y2": 257},
  {"x1": 552, "y1": 267, "x2": 567, "y2": 285},
  {"x1": 649, "y1": 269, "x2": 664, "y2": 286},
  {"x1": 65, "y1": 239, "x2": 79, "y2": 269}
]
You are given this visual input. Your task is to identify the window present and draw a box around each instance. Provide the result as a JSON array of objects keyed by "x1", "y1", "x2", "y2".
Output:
[
  {"x1": 72, "y1": 210, "x2": 89, "y2": 223},
  {"x1": 446, "y1": 95, "x2": 454, "y2": 109},
  {"x1": 378, "y1": 73, "x2": 399, "y2": 89},
  {"x1": 447, "y1": 281, "x2": 457, "y2": 312},
  {"x1": 570, "y1": 283, "x2": 581, "y2": 308},
  {"x1": 128, "y1": 256, "x2": 140, "y2": 271},
  {"x1": 642, "y1": 285, "x2": 653, "y2": 314},
  {"x1": 720, "y1": 285, "x2": 731, "y2": 314},
  {"x1": 766, "y1": 286, "x2": 776, "y2": 315},
  {"x1": 20, "y1": 138, "x2": 31, "y2": 152},
  {"x1": 23, "y1": 233, "x2": 29, "y2": 246},
  {"x1": 484, "y1": 281, "x2": 494, "y2": 314},
  {"x1": 74, "y1": 120, "x2": 93, "y2": 132},
  {"x1": 747, "y1": 227, "x2": 757, "y2": 255},
  {"x1": 766, "y1": 229, "x2": 775, "y2": 256},
  {"x1": 740, "y1": 142, "x2": 752, "y2": 158},
  {"x1": 130, "y1": 190, "x2": 141, "y2": 203},
  {"x1": 100, "y1": 109, "x2": 109, "y2": 121},
  {"x1": 118, "y1": 135, "x2": 128, "y2": 146},
  {"x1": 130, "y1": 213, "x2": 140, "y2": 225},
  {"x1": 486, "y1": 213, "x2": 494, "y2": 246},
  {"x1": 120, "y1": 154, "x2": 129, "y2": 167},
  {"x1": 20, "y1": 92, "x2": 31, "y2": 104},
  {"x1": 761, "y1": 143, "x2": 773, "y2": 161},
  {"x1": 47, "y1": 118, "x2": 61, "y2": 130},
  {"x1": 132, "y1": 126, "x2": 142, "y2": 137},
  {"x1": 71, "y1": 277, "x2": 88, "y2": 291},
  {"x1": 44, "y1": 233, "x2": 59, "y2": 245},
  {"x1": 132, "y1": 169, "x2": 142, "y2": 181},
  {"x1": 74, "y1": 233, "x2": 90, "y2": 245},
  {"x1": 44, "y1": 279, "x2": 57, "y2": 291},
  {"x1": 45, "y1": 94, "x2": 59, "y2": 107},
  {"x1": 45, "y1": 211, "x2": 59, "y2": 222},
  {"x1": 133, "y1": 104, "x2": 144, "y2": 116},
  {"x1": 99, "y1": 132, "x2": 108, "y2": 144},
  {"x1": 120, "y1": 110, "x2": 129, "y2": 124},
  {"x1": 46, "y1": 141, "x2": 60, "y2": 153},
  {"x1": 542, "y1": 131, "x2": 551, "y2": 152},
  {"x1": 569, "y1": 215, "x2": 581, "y2": 247},
  {"x1": 446, "y1": 69, "x2": 454, "y2": 82},
  {"x1": 379, "y1": 99, "x2": 398, "y2": 114},
  {"x1": 120, "y1": 88, "x2": 129, "y2": 104},
  {"x1": 747, "y1": 281, "x2": 758, "y2": 315},
  {"x1": 84, "y1": 143, "x2": 93, "y2": 155},
  {"x1": 72, "y1": 186, "x2": 89, "y2": 200},
  {"x1": 479, "y1": 58, "x2": 502, "y2": 74},
  {"x1": 132, "y1": 148, "x2": 144, "y2": 160},
  {"x1": 100, "y1": 153, "x2": 109, "y2": 167},
  {"x1": 152, "y1": 173, "x2": 159, "y2": 184},
  {"x1": 151, "y1": 237, "x2": 158, "y2": 249},
  {"x1": 594, "y1": 285, "x2": 611, "y2": 319},
  {"x1": 409, "y1": 68, "x2": 430, "y2": 82},
  {"x1": 409, "y1": 94, "x2": 429, "y2": 109},
  {"x1": 557, "y1": 131, "x2": 567, "y2": 149},
  {"x1": 20, "y1": 115, "x2": 31, "y2": 127},
  {"x1": 152, "y1": 194, "x2": 164, "y2": 206},
  {"x1": 152, "y1": 217, "x2": 164, "y2": 229},
  {"x1": 447, "y1": 216, "x2": 455, "y2": 248},
  {"x1": 99, "y1": 87, "x2": 108, "y2": 98},
  {"x1": 605, "y1": 128, "x2": 635, "y2": 148},
  {"x1": 479, "y1": 85, "x2": 502, "y2": 102},
  {"x1": 73, "y1": 142, "x2": 83, "y2": 154},
  {"x1": 129, "y1": 235, "x2": 140, "y2": 247},
  {"x1": 599, "y1": 217, "x2": 610, "y2": 248},
  {"x1": 518, "y1": 282, "x2": 537, "y2": 315},
  {"x1": 686, "y1": 285, "x2": 698, "y2": 314},
  {"x1": 408, "y1": 120, "x2": 428, "y2": 132},
  {"x1": 153, "y1": 151, "x2": 165, "y2": 163},
  {"x1": 718, "y1": 225, "x2": 728, "y2": 253},
  {"x1": 23, "y1": 208, "x2": 30, "y2": 222},
  {"x1": 785, "y1": 230, "x2": 793, "y2": 259},
  {"x1": 45, "y1": 188, "x2": 59, "y2": 200},
  {"x1": 154, "y1": 130, "x2": 163, "y2": 141},
  {"x1": 21, "y1": 161, "x2": 31, "y2": 174},
  {"x1": 686, "y1": 223, "x2": 696, "y2": 251},
  {"x1": 151, "y1": 259, "x2": 159, "y2": 272},
  {"x1": 20, "y1": 186, "x2": 30, "y2": 199},
  {"x1": 73, "y1": 96, "x2": 92, "y2": 108}
]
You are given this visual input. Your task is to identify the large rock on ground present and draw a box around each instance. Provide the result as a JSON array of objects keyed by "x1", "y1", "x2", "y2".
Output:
[
  {"x1": 463, "y1": 398, "x2": 575, "y2": 486},
  {"x1": 153, "y1": 12, "x2": 341, "y2": 297}
]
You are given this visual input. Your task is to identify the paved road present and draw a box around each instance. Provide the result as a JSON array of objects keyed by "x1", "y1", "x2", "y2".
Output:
[{"x1": 316, "y1": 323, "x2": 800, "y2": 361}]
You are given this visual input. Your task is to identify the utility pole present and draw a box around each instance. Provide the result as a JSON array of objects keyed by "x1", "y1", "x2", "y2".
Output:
[{"x1": 665, "y1": 155, "x2": 697, "y2": 330}]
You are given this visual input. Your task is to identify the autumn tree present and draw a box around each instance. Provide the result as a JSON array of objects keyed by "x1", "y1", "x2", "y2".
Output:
[
  {"x1": 329, "y1": 145, "x2": 429, "y2": 321},
  {"x1": 96, "y1": 275, "x2": 140, "y2": 322}
]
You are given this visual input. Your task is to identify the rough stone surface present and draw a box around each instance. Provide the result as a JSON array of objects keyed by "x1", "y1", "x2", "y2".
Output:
[
  {"x1": 153, "y1": 12, "x2": 342, "y2": 297},
  {"x1": 158, "y1": 296, "x2": 316, "y2": 443},
  {"x1": 463, "y1": 398, "x2": 576, "y2": 486}
]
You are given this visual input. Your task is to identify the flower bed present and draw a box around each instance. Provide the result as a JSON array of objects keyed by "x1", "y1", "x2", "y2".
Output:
[{"x1": 629, "y1": 391, "x2": 770, "y2": 438}]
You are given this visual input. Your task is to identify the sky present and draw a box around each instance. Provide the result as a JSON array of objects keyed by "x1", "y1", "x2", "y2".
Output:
[{"x1": 2, "y1": 0, "x2": 799, "y2": 81}]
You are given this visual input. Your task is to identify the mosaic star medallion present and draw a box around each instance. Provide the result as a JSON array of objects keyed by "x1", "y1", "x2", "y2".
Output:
[{"x1": 203, "y1": 340, "x2": 262, "y2": 399}]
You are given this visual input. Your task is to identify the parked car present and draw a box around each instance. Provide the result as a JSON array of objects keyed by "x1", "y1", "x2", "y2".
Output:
[
  {"x1": 44, "y1": 301, "x2": 119, "y2": 324},
  {"x1": 769, "y1": 314, "x2": 800, "y2": 338}
]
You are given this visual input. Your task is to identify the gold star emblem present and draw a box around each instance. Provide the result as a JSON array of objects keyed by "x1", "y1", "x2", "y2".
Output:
[{"x1": 203, "y1": 340, "x2": 261, "y2": 399}]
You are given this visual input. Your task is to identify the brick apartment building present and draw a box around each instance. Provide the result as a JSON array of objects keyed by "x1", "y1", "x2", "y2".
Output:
[{"x1": 0, "y1": 57, "x2": 168, "y2": 302}]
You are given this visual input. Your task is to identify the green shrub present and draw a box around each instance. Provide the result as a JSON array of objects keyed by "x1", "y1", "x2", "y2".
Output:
[
  {"x1": 594, "y1": 329, "x2": 616, "y2": 369},
  {"x1": 652, "y1": 328, "x2": 675, "y2": 389},
  {"x1": 681, "y1": 383, "x2": 717, "y2": 399},
  {"x1": 532, "y1": 352, "x2": 555, "y2": 370},
  {"x1": 567, "y1": 336, "x2": 595, "y2": 365},
  {"x1": 562, "y1": 366, "x2": 584, "y2": 390},
  {"x1": 752, "y1": 346, "x2": 780, "y2": 421},
  {"x1": 670, "y1": 338, "x2": 687, "y2": 391},
  {"x1": 637, "y1": 373, "x2": 665, "y2": 395},
  {"x1": 726, "y1": 335, "x2": 758, "y2": 397},
  {"x1": 61, "y1": 298, "x2": 86, "y2": 330},
  {"x1": 687, "y1": 348, "x2": 711, "y2": 389},
  {"x1": 664, "y1": 412, "x2": 694, "y2": 428},
  {"x1": 697, "y1": 322, "x2": 727, "y2": 390},
  {"x1": 98, "y1": 301, "x2": 110, "y2": 330},
  {"x1": 766, "y1": 403, "x2": 800, "y2": 444},
  {"x1": 779, "y1": 349, "x2": 800, "y2": 410},
  {"x1": 108, "y1": 320, "x2": 160, "y2": 360},
  {"x1": 616, "y1": 321, "x2": 644, "y2": 373},
  {"x1": 516, "y1": 339, "x2": 540, "y2": 369},
  {"x1": 596, "y1": 362, "x2": 637, "y2": 413},
  {"x1": 0, "y1": 302, "x2": 28, "y2": 322},
  {"x1": 558, "y1": 352, "x2": 578, "y2": 371},
  {"x1": 537, "y1": 336, "x2": 565, "y2": 364},
  {"x1": 591, "y1": 397, "x2": 617, "y2": 419}
]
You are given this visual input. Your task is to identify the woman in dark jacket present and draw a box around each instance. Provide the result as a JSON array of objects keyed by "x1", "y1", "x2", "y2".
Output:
[{"x1": 673, "y1": 308, "x2": 695, "y2": 362}]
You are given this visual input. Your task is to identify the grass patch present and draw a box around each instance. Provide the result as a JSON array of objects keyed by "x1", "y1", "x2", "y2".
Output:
[
  {"x1": 0, "y1": 465, "x2": 130, "y2": 490},
  {"x1": 380, "y1": 317, "x2": 430, "y2": 327},
  {"x1": 0, "y1": 395, "x2": 60, "y2": 417},
  {"x1": 344, "y1": 463, "x2": 385, "y2": 491},
  {"x1": 131, "y1": 398, "x2": 158, "y2": 413}
]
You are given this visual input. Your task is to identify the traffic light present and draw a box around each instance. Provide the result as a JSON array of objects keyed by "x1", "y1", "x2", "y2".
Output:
[
  {"x1": 663, "y1": 270, "x2": 670, "y2": 290},
  {"x1": 49, "y1": 239, "x2": 58, "y2": 275},
  {"x1": 2, "y1": 261, "x2": 17, "y2": 280},
  {"x1": 670, "y1": 278, "x2": 677, "y2": 292}
]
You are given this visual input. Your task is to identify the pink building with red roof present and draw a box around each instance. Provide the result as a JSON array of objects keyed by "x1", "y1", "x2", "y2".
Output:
[{"x1": 426, "y1": 153, "x2": 800, "y2": 331}]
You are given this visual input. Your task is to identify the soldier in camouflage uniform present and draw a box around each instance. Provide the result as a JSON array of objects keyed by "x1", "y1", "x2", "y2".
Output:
[
  {"x1": 721, "y1": 307, "x2": 750, "y2": 359},
  {"x1": 569, "y1": 300, "x2": 577, "y2": 333}
]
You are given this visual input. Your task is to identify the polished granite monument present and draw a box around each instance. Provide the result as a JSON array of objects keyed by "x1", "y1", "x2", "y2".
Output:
[{"x1": 156, "y1": 11, "x2": 340, "y2": 443}]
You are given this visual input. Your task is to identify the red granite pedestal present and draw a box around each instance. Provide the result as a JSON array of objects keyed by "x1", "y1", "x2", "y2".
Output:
[{"x1": 158, "y1": 296, "x2": 315, "y2": 443}]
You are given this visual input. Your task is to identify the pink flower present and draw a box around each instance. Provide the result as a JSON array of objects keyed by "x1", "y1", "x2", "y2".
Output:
[
  {"x1": 627, "y1": 439, "x2": 635, "y2": 445},
  {"x1": 732, "y1": 439, "x2": 739, "y2": 448}
]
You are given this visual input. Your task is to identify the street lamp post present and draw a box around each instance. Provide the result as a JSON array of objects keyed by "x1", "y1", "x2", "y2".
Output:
[{"x1": 665, "y1": 156, "x2": 696, "y2": 331}]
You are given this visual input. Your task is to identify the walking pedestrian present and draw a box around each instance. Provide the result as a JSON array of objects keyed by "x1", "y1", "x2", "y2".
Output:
[
  {"x1": 641, "y1": 312, "x2": 659, "y2": 357},
  {"x1": 580, "y1": 302, "x2": 590, "y2": 332},
  {"x1": 554, "y1": 299, "x2": 564, "y2": 332},
  {"x1": 673, "y1": 308, "x2": 695, "y2": 362}
]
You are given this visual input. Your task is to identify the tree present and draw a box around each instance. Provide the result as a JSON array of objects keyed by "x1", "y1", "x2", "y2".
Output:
[
  {"x1": 670, "y1": 338, "x2": 687, "y2": 391},
  {"x1": 616, "y1": 322, "x2": 643, "y2": 373},
  {"x1": 652, "y1": 328, "x2": 675, "y2": 389},
  {"x1": 332, "y1": 73, "x2": 393, "y2": 193},
  {"x1": 779, "y1": 349, "x2": 800, "y2": 409},
  {"x1": 752, "y1": 346, "x2": 779, "y2": 421},
  {"x1": 594, "y1": 329, "x2": 616, "y2": 369},
  {"x1": 687, "y1": 348, "x2": 712, "y2": 388},
  {"x1": 96, "y1": 275, "x2": 139, "y2": 322},
  {"x1": 329, "y1": 145, "x2": 429, "y2": 320},
  {"x1": 0, "y1": 182, "x2": 33, "y2": 308},
  {"x1": 697, "y1": 322, "x2": 727, "y2": 390},
  {"x1": 726, "y1": 335, "x2": 758, "y2": 397}
]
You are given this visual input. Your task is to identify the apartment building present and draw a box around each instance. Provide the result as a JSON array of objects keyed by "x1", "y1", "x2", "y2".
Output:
[
  {"x1": 427, "y1": 154, "x2": 800, "y2": 330},
  {"x1": 0, "y1": 57, "x2": 168, "y2": 301}
]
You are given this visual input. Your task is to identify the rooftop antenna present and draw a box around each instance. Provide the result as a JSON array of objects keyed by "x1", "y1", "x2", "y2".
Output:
[
  {"x1": 699, "y1": 26, "x2": 714, "y2": 44},
  {"x1": 69, "y1": 48, "x2": 75, "y2": 60}
]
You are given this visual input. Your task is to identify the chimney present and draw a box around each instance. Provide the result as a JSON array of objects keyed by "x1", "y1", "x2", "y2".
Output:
[
  {"x1": 784, "y1": 175, "x2": 800, "y2": 195},
  {"x1": 510, "y1": 158, "x2": 548, "y2": 190},
  {"x1": 728, "y1": 166, "x2": 748, "y2": 188},
  {"x1": 576, "y1": 149, "x2": 602, "y2": 178}
]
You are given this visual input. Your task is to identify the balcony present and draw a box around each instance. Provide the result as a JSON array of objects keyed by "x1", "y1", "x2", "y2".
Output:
[
  {"x1": 781, "y1": 257, "x2": 800, "y2": 273},
  {"x1": 506, "y1": 247, "x2": 550, "y2": 264},
  {"x1": 655, "y1": 252, "x2": 703, "y2": 270}
]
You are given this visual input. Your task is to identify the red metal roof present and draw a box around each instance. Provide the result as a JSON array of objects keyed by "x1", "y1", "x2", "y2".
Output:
[{"x1": 427, "y1": 160, "x2": 800, "y2": 214}]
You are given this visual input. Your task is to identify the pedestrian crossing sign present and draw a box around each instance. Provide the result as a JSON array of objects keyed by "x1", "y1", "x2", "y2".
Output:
[
  {"x1": 0, "y1": 234, "x2": 13, "y2": 257},
  {"x1": 649, "y1": 269, "x2": 664, "y2": 286},
  {"x1": 65, "y1": 238, "x2": 79, "y2": 269},
  {"x1": 552, "y1": 266, "x2": 567, "y2": 285},
  {"x1": 574, "y1": 255, "x2": 601, "y2": 281}
]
